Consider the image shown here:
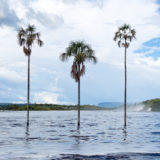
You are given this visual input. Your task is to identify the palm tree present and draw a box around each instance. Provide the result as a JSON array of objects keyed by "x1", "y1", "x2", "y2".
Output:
[
  {"x1": 18, "y1": 24, "x2": 43, "y2": 126},
  {"x1": 113, "y1": 24, "x2": 136, "y2": 128},
  {"x1": 60, "y1": 41, "x2": 97, "y2": 128}
]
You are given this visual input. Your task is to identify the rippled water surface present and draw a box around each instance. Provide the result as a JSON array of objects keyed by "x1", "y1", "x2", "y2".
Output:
[{"x1": 0, "y1": 111, "x2": 160, "y2": 159}]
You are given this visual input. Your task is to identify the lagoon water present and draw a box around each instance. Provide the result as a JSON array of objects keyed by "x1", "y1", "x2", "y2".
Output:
[{"x1": 0, "y1": 111, "x2": 160, "y2": 159}]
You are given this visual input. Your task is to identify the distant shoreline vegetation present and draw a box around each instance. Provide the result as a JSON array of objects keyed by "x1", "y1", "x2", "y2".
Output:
[
  {"x1": 0, "y1": 104, "x2": 107, "y2": 111},
  {"x1": 142, "y1": 98, "x2": 160, "y2": 111},
  {"x1": 1, "y1": 98, "x2": 160, "y2": 111}
]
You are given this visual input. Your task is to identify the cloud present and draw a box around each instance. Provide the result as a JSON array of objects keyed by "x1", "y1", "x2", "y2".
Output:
[
  {"x1": 0, "y1": 0, "x2": 20, "y2": 28},
  {"x1": 33, "y1": 91, "x2": 71, "y2": 104},
  {"x1": 31, "y1": 12, "x2": 64, "y2": 29},
  {"x1": 0, "y1": 0, "x2": 64, "y2": 30},
  {"x1": 1, "y1": 0, "x2": 160, "y2": 104},
  {"x1": 33, "y1": 91, "x2": 60, "y2": 104}
]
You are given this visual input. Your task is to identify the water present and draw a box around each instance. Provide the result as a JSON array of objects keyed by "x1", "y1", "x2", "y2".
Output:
[{"x1": 0, "y1": 111, "x2": 160, "y2": 159}]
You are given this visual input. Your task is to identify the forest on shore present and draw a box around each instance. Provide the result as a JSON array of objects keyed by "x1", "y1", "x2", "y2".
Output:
[
  {"x1": 1, "y1": 98, "x2": 160, "y2": 111},
  {"x1": 0, "y1": 103, "x2": 106, "y2": 111}
]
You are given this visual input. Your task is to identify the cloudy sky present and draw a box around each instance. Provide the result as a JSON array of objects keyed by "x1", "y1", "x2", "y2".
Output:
[{"x1": 0, "y1": 0, "x2": 160, "y2": 105}]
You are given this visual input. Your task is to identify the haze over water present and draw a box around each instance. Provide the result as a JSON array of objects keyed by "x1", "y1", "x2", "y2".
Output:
[{"x1": 0, "y1": 111, "x2": 160, "y2": 160}]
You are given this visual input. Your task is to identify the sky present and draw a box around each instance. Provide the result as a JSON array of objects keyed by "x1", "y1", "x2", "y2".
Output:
[{"x1": 0, "y1": 0, "x2": 160, "y2": 105}]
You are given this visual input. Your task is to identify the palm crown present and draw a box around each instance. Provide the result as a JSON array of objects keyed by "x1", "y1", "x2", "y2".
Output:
[
  {"x1": 18, "y1": 24, "x2": 43, "y2": 56},
  {"x1": 60, "y1": 41, "x2": 97, "y2": 82},
  {"x1": 113, "y1": 24, "x2": 136, "y2": 48}
]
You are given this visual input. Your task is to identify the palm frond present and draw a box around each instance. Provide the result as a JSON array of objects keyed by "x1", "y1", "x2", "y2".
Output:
[
  {"x1": 27, "y1": 24, "x2": 35, "y2": 33},
  {"x1": 23, "y1": 46, "x2": 31, "y2": 56},
  {"x1": 120, "y1": 24, "x2": 130, "y2": 31},
  {"x1": 114, "y1": 24, "x2": 136, "y2": 48},
  {"x1": 80, "y1": 64, "x2": 85, "y2": 76},
  {"x1": 60, "y1": 40, "x2": 97, "y2": 80},
  {"x1": 17, "y1": 24, "x2": 43, "y2": 56},
  {"x1": 18, "y1": 38, "x2": 25, "y2": 46},
  {"x1": 36, "y1": 32, "x2": 40, "y2": 39},
  {"x1": 86, "y1": 55, "x2": 97, "y2": 64},
  {"x1": 37, "y1": 39, "x2": 43, "y2": 46},
  {"x1": 122, "y1": 42, "x2": 129, "y2": 48},
  {"x1": 71, "y1": 62, "x2": 78, "y2": 82},
  {"x1": 118, "y1": 40, "x2": 121, "y2": 48},
  {"x1": 60, "y1": 53, "x2": 69, "y2": 61},
  {"x1": 75, "y1": 53, "x2": 86, "y2": 63},
  {"x1": 26, "y1": 35, "x2": 35, "y2": 46},
  {"x1": 18, "y1": 28, "x2": 26, "y2": 46},
  {"x1": 131, "y1": 29, "x2": 136, "y2": 39},
  {"x1": 126, "y1": 35, "x2": 132, "y2": 42}
]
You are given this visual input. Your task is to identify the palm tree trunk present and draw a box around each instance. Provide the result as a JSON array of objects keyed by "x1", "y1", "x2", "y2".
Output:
[
  {"x1": 27, "y1": 55, "x2": 30, "y2": 126},
  {"x1": 77, "y1": 64, "x2": 80, "y2": 128},
  {"x1": 124, "y1": 46, "x2": 127, "y2": 128}
]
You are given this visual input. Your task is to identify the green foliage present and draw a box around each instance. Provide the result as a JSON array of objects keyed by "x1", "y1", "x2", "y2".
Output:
[
  {"x1": 0, "y1": 104, "x2": 106, "y2": 111},
  {"x1": 113, "y1": 24, "x2": 136, "y2": 48},
  {"x1": 60, "y1": 41, "x2": 97, "y2": 82},
  {"x1": 143, "y1": 98, "x2": 160, "y2": 111},
  {"x1": 18, "y1": 24, "x2": 43, "y2": 56}
]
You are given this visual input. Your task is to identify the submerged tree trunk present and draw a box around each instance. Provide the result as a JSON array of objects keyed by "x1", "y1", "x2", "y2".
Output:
[
  {"x1": 27, "y1": 55, "x2": 30, "y2": 126},
  {"x1": 77, "y1": 64, "x2": 80, "y2": 128},
  {"x1": 124, "y1": 46, "x2": 127, "y2": 128}
]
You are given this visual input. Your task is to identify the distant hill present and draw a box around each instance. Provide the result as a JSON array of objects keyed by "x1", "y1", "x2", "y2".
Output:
[
  {"x1": 142, "y1": 98, "x2": 160, "y2": 111},
  {"x1": 114, "y1": 99, "x2": 160, "y2": 112},
  {"x1": 98, "y1": 102, "x2": 122, "y2": 108}
]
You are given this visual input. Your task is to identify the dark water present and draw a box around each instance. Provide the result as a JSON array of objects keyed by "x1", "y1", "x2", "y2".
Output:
[{"x1": 0, "y1": 111, "x2": 160, "y2": 160}]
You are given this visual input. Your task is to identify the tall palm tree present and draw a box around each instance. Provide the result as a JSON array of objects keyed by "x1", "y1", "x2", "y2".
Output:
[
  {"x1": 60, "y1": 41, "x2": 97, "y2": 128},
  {"x1": 113, "y1": 24, "x2": 136, "y2": 128},
  {"x1": 18, "y1": 24, "x2": 43, "y2": 126}
]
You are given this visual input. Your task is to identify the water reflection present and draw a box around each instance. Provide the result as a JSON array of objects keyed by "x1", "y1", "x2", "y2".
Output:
[
  {"x1": 25, "y1": 125, "x2": 30, "y2": 142},
  {"x1": 70, "y1": 129, "x2": 81, "y2": 152},
  {"x1": 122, "y1": 128, "x2": 127, "y2": 141},
  {"x1": 75, "y1": 129, "x2": 80, "y2": 145},
  {"x1": 25, "y1": 125, "x2": 30, "y2": 136}
]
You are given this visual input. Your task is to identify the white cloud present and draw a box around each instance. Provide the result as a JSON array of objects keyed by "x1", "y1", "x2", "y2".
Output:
[
  {"x1": 0, "y1": 0, "x2": 160, "y2": 103},
  {"x1": 0, "y1": 67, "x2": 25, "y2": 82},
  {"x1": 33, "y1": 90, "x2": 71, "y2": 104},
  {"x1": 33, "y1": 91, "x2": 60, "y2": 104},
  {"x1": 28, "y1": 0, "x2": 160, "y2": 66}
]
